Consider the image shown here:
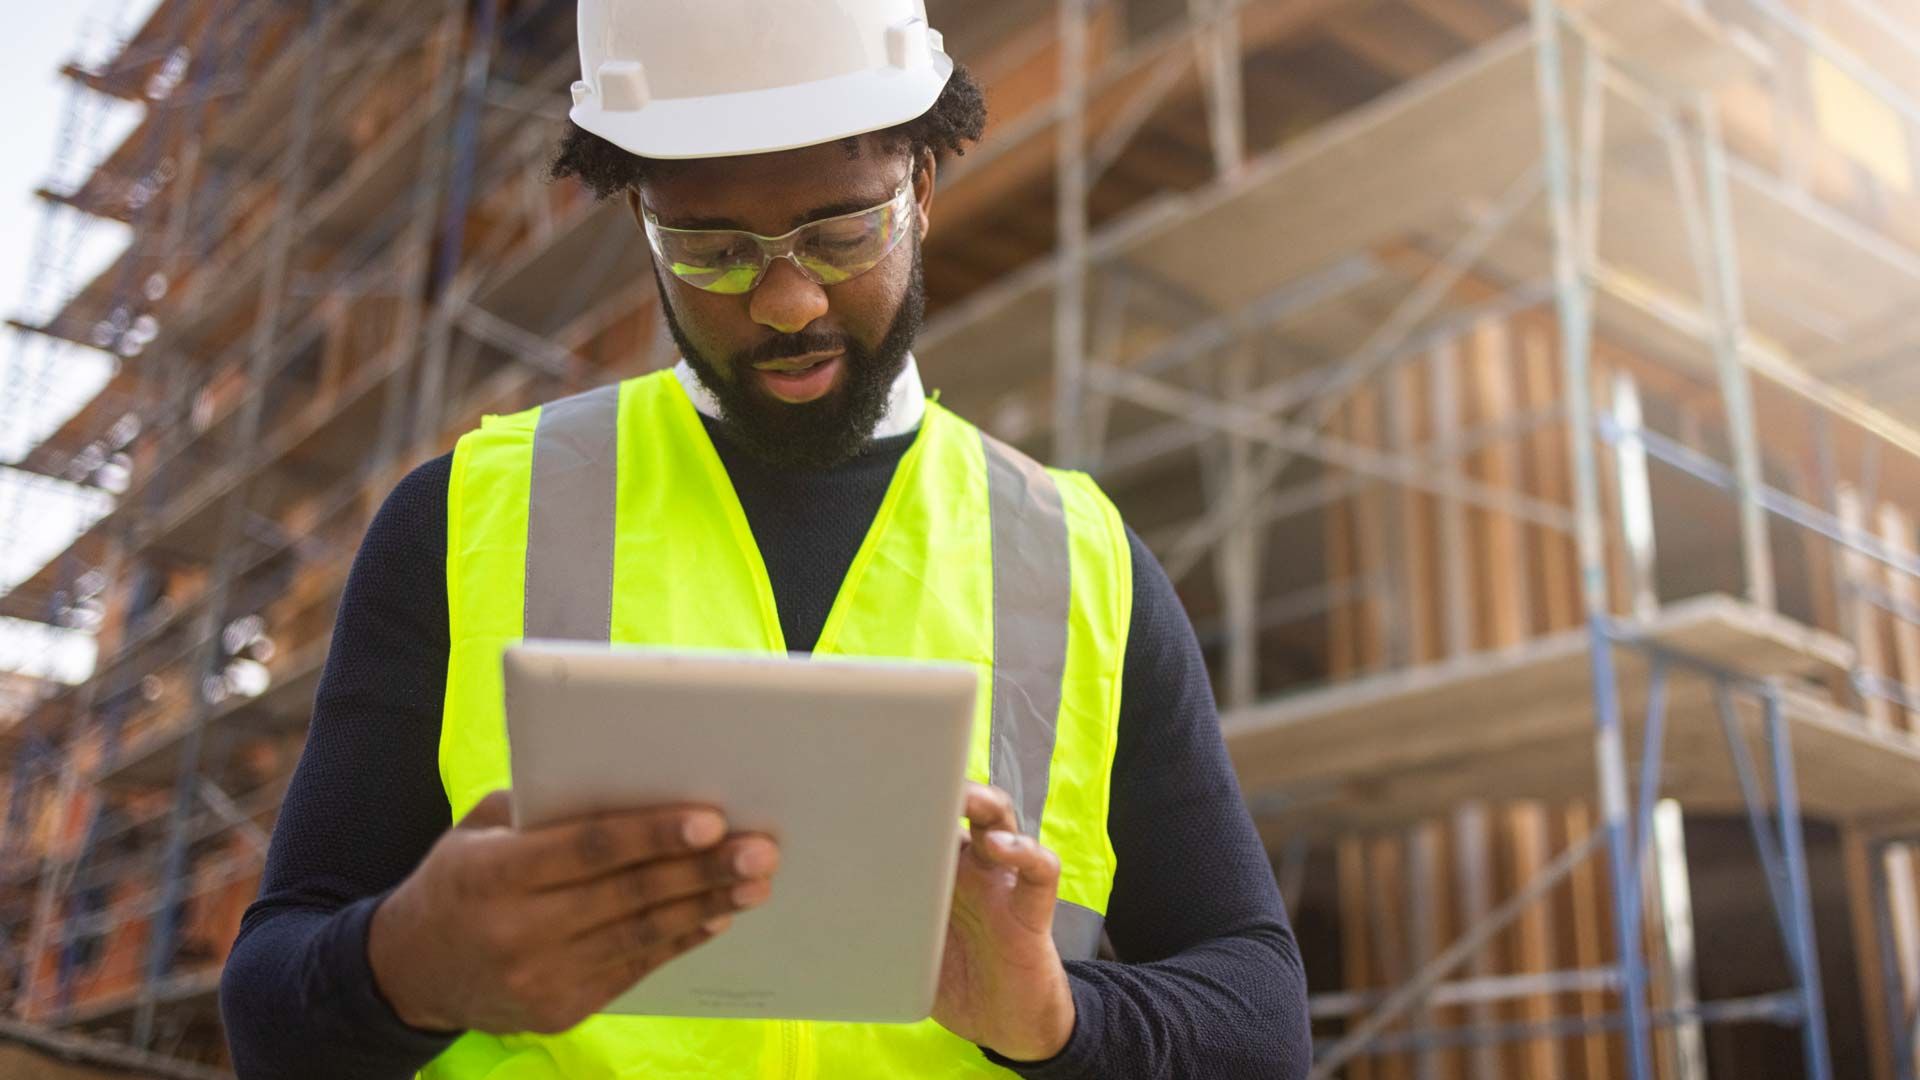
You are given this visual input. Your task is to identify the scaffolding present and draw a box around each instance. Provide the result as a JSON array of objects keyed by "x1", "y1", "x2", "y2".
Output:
[
  {"x1": 2, "y1": 0, "x2": 1920, "y2": 1074},
  {"x1": 958, "y1": 0, "x2": 1920, "y2": 1074}
]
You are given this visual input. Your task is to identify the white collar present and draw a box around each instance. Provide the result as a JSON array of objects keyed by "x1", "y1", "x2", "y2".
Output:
[{"x1": 671, "y1": 351, "x2": 927, "y2": 440}]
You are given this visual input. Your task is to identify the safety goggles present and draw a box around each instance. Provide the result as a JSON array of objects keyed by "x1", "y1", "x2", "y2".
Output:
[{"x1": 640, "y1": 176, "x2": 915, "y2": 295}]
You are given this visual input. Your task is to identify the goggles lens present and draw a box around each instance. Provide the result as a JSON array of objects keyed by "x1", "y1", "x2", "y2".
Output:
[{"x1": 644, "y1": 178, "x2": 913, "y2": 295}]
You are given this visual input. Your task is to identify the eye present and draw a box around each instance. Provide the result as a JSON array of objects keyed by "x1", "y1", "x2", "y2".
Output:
[
  {"x1": 805, "y1": 218, "x2": 874, "y2": 253},
  {"x1": 681, "y1": 234, "x2": 756, "y2": 263}
]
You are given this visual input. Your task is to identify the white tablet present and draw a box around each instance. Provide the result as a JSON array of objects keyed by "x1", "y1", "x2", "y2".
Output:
[{"x1": 501, "y1": 640, "x2": 978, "y2": 1023}]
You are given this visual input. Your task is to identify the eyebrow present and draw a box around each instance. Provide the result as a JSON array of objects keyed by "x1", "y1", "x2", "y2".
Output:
[{"x1": 656, "y1": 190, "x2": 898, "y2": 234}]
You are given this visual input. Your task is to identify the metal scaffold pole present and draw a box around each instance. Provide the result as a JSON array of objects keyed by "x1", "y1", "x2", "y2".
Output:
[
  {"x1": 412, "y1": 0, "x2": 504, "y2": 450},
  {"x1": 1052, "y1": 0, "x2": 1091, "y2": 469},
  {"x1": 131, "y1": 0, "x2": 338, "y2": 1049},
  {"x1": 1695, "y1": 98, "x2": 1775, "y2": 612},
  {"x1": 1765, "y1": 689, "x2": 1834, "y2": 1079},
  {"x1": 1527, "y1": 1, "x2": 1653, "y2": 1078}
]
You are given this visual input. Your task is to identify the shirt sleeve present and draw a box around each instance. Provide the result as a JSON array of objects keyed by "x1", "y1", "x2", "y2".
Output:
[
  {"x1": 984, "y1": 526, "x2": 1312, "y2": 1079},
  {"x1": 219, "y1": 453, "x2": 464, "y2": 1079}
]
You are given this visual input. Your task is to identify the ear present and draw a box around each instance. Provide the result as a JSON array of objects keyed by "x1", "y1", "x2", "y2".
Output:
[{"x1": 912, "y1": 145, "x2": 936, "y2": 241}]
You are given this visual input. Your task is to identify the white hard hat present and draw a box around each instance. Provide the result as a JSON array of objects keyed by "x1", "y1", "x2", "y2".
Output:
[{"x1": 570, "y1": 0, "x2": 955, "y2": 160}]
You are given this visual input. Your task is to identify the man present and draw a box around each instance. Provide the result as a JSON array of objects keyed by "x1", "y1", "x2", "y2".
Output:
[{"x1": 218, "y1": 1, "x2": 1310, "y2": 1076}]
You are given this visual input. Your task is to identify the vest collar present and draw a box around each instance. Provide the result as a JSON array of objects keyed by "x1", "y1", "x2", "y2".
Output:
[{"x1": 671, "y1": 351, "x2": 927, "y2": 440}]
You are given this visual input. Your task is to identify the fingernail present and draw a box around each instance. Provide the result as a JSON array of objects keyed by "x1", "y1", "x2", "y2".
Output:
[
  {"x1": 733, "y1": 842, "x2": 774, "y2": 876},
  {"x1": 732, "y1": 880, "x2": 768, "y2": 906},
  {"x1": 987, "y1": 830, "x2": 1019, "y2": 849},
  {"x1": 702, "y1": 914, "x2": 732, "y2": 935},
  {"x1": 683, "y1": 813, "x2": 725, "y2": 847}
]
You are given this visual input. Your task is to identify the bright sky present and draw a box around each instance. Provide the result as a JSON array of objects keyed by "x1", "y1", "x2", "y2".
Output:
[{"x1": 0, "y1": 1, "x2": 166, "y2": 689}]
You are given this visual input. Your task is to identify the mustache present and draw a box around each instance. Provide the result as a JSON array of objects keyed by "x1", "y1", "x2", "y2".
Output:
[{"x1": 741, "y1": 331, "x2": 852, "y2": 367}]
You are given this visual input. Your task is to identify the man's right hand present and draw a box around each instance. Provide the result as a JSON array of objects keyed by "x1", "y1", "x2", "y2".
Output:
[{"x1": 367, "y1": 787, "x2": 779, "y2": 1036}]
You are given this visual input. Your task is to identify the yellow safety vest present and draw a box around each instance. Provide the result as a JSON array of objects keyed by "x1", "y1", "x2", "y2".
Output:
[{"x1": 420, "y1": 369, "x2": 1132, "y2": 1079}]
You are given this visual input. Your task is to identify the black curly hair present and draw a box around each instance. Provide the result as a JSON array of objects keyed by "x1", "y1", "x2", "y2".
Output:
[{"x1": 547, "y1": 62, "x2": 989, "y2": 200}]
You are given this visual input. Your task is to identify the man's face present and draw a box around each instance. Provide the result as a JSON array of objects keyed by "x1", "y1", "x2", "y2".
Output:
[{"x1": 627, "y1": 138, "x2": 936, "y2": 470}]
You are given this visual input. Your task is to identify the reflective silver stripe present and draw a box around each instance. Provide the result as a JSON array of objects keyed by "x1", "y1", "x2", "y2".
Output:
[
  {"x1": 523, "y1": 383, "x2": 622, "y2": 640},
  {"x1": 1053, "y1": 899, "x2": 1105, "y2": 962},
  {"x1": 981, "y1": 431, "x2": 1071, "y2": 842}
]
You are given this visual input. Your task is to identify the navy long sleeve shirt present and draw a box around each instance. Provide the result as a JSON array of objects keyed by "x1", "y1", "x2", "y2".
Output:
[{"x1": 218, "y1": 413, "x2": 1311, "y2": 1078}]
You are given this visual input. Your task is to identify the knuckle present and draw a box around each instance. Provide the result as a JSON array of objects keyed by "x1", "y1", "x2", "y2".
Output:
[
  {"x1": 575, "y1": 821, "x2": 616, "y2": 867},
  {"x1": 441, "y1": 847, "x2": 484, "y2": 897},
  {"x1": 653, "y1": 814, "x2": 693, "y2": 853},
  {"x1": 500, "y1": 961, "x2": 543, "y2": 1007},
  {"x1": 454, "y1": 846, "x2": 510, "y2": 899},
  {"x1": 618, "y1": 863, "x2": 657, "y2": 904},
  {"x1": 474, "y1": 857, "x2": 513, "y2": 898},
  {"x1": 499, "y1": 957, "x2": 537, "y2": 999},
  {"x1": 625, "y1": 911, "x2": 664, "y2": 952},
  {"x1": 474, "y1": 914, "x2": 519, "y2": 959},
  {"x1": 706, "y1": 846, "x2": 742, "y2": 884}
]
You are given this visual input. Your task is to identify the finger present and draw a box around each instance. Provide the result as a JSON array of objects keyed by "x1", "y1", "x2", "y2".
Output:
[
  {"x1": 962, "y1": 783, "x2": 1019, "y2": 837},
  {"x1": 974, "y1": 829, "x2": 1062, "y2": 936},
  {"x1": 457, "y1": 789, "x2": 513, "y2": 830},
  {"x1": 559, "y1": 880, "x2": 770, "y2": 971},
  {"x1": 531, "y1": 834, "x2": 778, "y2": 934},
  {"x1": 511, "y1": 804, "x2": 729, "y2": 891},
  {"x1": 581, "y1": 918, "x2": 730, "y2": 1005}
]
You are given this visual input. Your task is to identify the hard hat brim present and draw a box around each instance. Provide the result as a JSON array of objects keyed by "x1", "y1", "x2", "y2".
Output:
[{"x1": 570, "y1": 53, "x2": 955, "y2": 162}]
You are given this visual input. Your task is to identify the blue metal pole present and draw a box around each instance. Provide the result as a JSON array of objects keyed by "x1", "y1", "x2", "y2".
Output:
[
  {"x1": 1613, "y1": 655, "x2": 1671, "y2": 1017},
  {"x1": 1631, "y1": 659, "x2": 1670, "y2": 885},
  {"x1": 1764, "y1": 689, "x2": 1833, "y2": 1080},
  {"x1": 1585, "y1": 620, "x2": 1653, "y2": 1080},
  {"x1": 1713, "y1": 680, "x2": 1798, "y2": 948}
]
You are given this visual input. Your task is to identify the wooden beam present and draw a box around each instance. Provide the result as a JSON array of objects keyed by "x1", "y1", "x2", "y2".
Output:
[
  {"x1": 1520, "y1": 318, "x2": 1578, "y2": 633},
  {"x1": 1369, "y1": 834, "x2": 1414, "y2": 1080},
  {"x1": 1504, "y1": 801, "x2": 1562, "y2": 1078},
  {"x1": 1467, "y1": 317, "x2": 1529, "y2": 647},
  {"x1": 1839, "y1": 485, "x2": 1899, "y2": 732},
  {"x1": 1323, "y1": 2, "x2": 1457, "y2": 83},
  {"x1": 1562, "y1": 802, "x2": 1613, "y2": 1080},
  {"x1": 1843, "y1": 827, "x2": 1895, "y2": 1080},
  {"x1": 1328, "y1": 398, "x2": 1359, "y2": 677},
  {"x1": 1340, "y1": 834, "x2": 1378, "y2": 1080},
  {"x1": 1453, "y1": 803, "x2": 1498, "y2": 1080},
  {"x1": 1430, "y1": 342, "x2": 1473, "y2": 660},
  {"x1": 1389, "y1": 359, "x2": 1439, "y2": 665},
  {"x1": 1876, "y1": 502, "x2": 1920, "y2": 735},
  {"x1": 1352, "y1": 381, "x2": 1390, "y2": 674},
  {"x1": 1402, "y1": 0, "x2": 1519, "y2": 44}
]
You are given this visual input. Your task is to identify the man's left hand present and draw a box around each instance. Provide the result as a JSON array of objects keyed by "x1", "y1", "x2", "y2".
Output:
[{"x1": 932, "y1": 782, "x2": 1077, "y2": 1062}]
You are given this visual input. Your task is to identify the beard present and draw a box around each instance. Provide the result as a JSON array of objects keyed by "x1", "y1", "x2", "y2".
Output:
[{"x1": 657, "y1": 245, "x2": 927, "y2": 471}]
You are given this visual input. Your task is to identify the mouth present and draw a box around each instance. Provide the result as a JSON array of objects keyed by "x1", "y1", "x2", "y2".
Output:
[
  {"x1": 750, "y1": 350, "x2": 845, "y2": 404},
  {"x1": 753, "y1": 350, "x2": 842, "y2": 374}
]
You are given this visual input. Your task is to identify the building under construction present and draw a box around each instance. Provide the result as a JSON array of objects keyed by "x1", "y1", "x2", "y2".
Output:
[{"x1": 1, "y1": 0, "x2": 1919, "y2": 1076}]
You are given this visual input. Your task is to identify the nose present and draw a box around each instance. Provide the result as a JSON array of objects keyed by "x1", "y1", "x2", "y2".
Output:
[{"x1": 748, "y1": 256, "x2": 829, "y2": 335}]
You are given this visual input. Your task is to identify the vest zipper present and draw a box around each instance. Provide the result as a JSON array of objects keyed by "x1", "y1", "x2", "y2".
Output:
[{"x1": 780, "y1": 1020, "x2": 799, "y2": 1080}]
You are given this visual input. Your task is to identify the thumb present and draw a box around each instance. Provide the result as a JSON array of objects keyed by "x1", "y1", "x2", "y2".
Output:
[
  {"x1": 978, "y1": 830, "x2": 1062, "y2": 939},
  {"x1": 455, "y1": 788, "x2": 513, "y2": 830}
]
